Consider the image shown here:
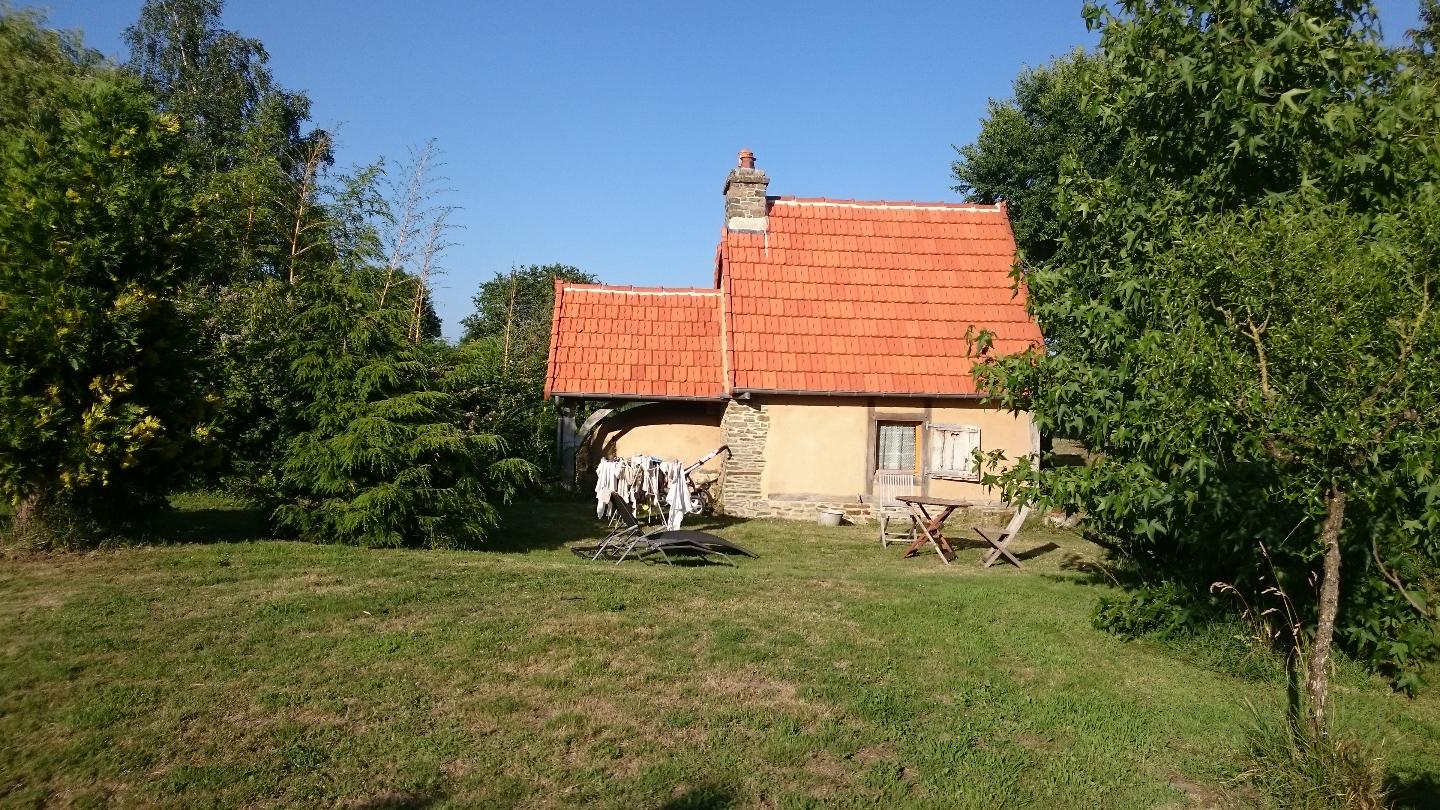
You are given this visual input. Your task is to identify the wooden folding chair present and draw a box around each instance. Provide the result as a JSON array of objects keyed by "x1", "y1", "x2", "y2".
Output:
[{"x1": 974, "y1": 504, "x2": 1032, "y2": 569}]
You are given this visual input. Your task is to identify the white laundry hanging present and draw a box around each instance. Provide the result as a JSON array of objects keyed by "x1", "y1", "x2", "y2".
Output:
[
  {"x1": 594, "y1": 458, "x2": 621, "y2": 518},
  {"x1": 664, "y1": 459, "x2": 691, "y2": 530}
]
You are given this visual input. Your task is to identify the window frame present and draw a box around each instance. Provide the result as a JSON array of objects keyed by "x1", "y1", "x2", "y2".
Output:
[{"x1": 874, "y1": 419, "x2": 923, "y2": 477}]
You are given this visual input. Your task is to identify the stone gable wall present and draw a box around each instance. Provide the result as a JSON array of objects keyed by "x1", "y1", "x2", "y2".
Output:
[{"x1": 718, "y1": 400, "x2": 768, "y2": 517}]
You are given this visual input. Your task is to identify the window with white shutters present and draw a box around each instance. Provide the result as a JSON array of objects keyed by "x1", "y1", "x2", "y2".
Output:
[{"x1": 928, "y1": 424, "x2": 981, "y2": 481}]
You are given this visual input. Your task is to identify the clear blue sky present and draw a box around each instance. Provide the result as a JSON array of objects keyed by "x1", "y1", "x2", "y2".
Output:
[{"x1": 19, "y1": 1, "x2": 1426, "y2": 340}]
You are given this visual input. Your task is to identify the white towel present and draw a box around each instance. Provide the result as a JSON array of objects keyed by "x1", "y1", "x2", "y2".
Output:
[
  {"x1": 594, "y1": 459, "x2": 619, "y2": 518},
  {"x1": 664, "y1": 460, "x2": 691, "y2": 530}
]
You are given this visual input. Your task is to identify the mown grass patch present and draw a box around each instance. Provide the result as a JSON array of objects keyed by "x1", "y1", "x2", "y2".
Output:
[{"x1": 1, "y1": 497, "x2": 1437, "y2": 807}]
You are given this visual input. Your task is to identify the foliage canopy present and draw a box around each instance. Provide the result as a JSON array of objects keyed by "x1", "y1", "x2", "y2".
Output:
[
  {"x1": 455, "y1": 264, "x2": 597, "y2": 474},
  {"x1": 951, "y1": 48, "x2": 1123, "y2": 264},
  {"x1": 971, "y1": 0, "x2": 1440, "y2": 701},
  {"x1": 0, "y1": 9, "x2": 215, "y2": 541}
]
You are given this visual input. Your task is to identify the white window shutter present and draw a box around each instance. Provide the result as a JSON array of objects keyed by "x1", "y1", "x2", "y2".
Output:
[
  {"x1": 928, "y1": 424, "x2": 981, "y2": 480},
  {"x1": 954, "y1": 425, "x2": 980, "y2": 476}
]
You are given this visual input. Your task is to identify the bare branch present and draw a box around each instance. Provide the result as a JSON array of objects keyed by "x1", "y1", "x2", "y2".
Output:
[
  {"x1": 380, "y1": 139, "x2": 458, "y2": 324},
  {"x1": 1245, "y1": 315, "x2": 1274, "y2": 404},
  {"x1": 408, "y1": 206, "x2": 454, "y2": 343},
  {"x1": 1371, "y1": 535, "x2": 1432, "y2": 616},
  {"x1": 286, "y1": 133, "x2": 330, "y2": 284},
  {"x1": 380, "y1": 141, "x2": 432, "y2": 308},
  {"x1": 502, "y1": 269, "x2": 518, "y2": 371}
]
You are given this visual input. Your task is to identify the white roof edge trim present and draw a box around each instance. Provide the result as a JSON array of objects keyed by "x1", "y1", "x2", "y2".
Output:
[
  {"x1": 773, "y1": 200, "x2": 1005, "y2": 213},
  {"x1": 561, "y1": 287, "x2": 721, "y2": 297}
]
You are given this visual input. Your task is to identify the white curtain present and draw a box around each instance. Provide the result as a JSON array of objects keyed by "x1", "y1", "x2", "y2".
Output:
[{"x1": 876, "y1": 423, "x2": 916, "y2": 471}]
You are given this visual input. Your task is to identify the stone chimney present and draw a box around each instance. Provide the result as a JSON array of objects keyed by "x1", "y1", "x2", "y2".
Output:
[{"x1": 723, "y1": 149, "x2": 770, "y2": 232}]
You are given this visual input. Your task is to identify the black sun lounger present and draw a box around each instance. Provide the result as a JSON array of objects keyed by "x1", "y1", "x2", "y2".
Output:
[{"x1": 575, "y1": 495, "x2": 758, "y2": 565}]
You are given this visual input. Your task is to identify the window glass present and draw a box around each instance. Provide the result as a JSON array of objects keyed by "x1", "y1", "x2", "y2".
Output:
[{"x1": 876, "y1": 422, "x2": 917, "y2": 472}]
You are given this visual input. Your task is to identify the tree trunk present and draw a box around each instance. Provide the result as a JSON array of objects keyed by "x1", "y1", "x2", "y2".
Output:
[
  {"x1": 287, "y1": 136, "x2": 328, "y2": 285},
  {"x1": 1306, "y1": 486, "x2": 1346, "y2": 737},
  {"x1": 9, "y1": 490, "x2": 57, "y2": 546},
  {"x1": 502, "y1": 270, "x2": 518, "y2": 372},
  {"x1": 12, "y1": 491, "x2": 43, "y2": 531}
]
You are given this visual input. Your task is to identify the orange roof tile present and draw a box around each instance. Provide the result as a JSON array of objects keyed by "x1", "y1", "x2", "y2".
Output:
[
  {"x1": 544, "y1": 281, "x2": 726, "y2": 400},
  {"x1": 544, "y1": 196, "x2": 1042, "y2": 401},
  {"x1": 719, "y1": 198, "x2": 1041, "y2": 396}
]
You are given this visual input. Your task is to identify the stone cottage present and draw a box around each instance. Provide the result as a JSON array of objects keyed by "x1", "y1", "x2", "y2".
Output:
[{"x1": 544, "y1": 151, "x2": 1043, "y2": 520}]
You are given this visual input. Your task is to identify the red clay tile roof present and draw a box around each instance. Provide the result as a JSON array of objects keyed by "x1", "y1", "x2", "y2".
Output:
[
  {"x1": 544, "y1": 196, "x2": 1042, "y2": 401},
  {"x1": 544, "y1": 281, "x2": 726, "y2": 400},
  {"x1": 720, "y1": 198, "x2": 1041, "y2": 396}
]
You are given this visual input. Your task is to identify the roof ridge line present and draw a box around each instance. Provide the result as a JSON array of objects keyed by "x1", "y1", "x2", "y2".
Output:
[
  {"x1": 772, "y1": 197, "x2": 1006, "y2": 213},
  {"x1": 562, "y1": 283, "x2": 722, "y2": 296}
]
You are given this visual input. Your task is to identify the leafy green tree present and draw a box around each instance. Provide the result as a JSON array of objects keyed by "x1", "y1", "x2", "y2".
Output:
[
  {"x1": 1408, "y1": 0, "x2": 1440, "y2": 77},
  {"x1": 125, "y1": 0, "x2": 310, "y2": 175},
  {"x1": 123, "y1": 0, "x2": 359, "y2": 496},
  {"x1": 461, "y1": 264, "x2": 595, "y2": 361},
  {"x1": 975, "y1": 0, "x2": 1440, "y2": 736},
  {"x1": 447, "y1": 338, "x2": 557, "y2": 472},
  {"x1": 456, "y1": 264, "x2": 596, "y2": 473},
  {"x1": 952, "y1": 48, "x2": 1122, "y2": 263},
  {"x1": 275, "y1": 263, "x2": 534, "y2": 548},
  {"x1": 0, "y1": 9, "x2": 214, "y2": 543},
  {"x1": 126, "y1": 0, "x2": 326, "y2": 284}
]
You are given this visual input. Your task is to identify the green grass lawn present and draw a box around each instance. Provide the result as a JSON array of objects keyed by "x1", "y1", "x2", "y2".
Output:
[{"x1": 2, "y1": 497, "x2": 1437, "y2": 809}]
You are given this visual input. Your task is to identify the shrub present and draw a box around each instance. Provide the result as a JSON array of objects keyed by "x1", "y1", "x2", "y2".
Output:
[
  {"x1": 1093, "y1": 580, "x2": 1201, "y2": 638},
  {"x1": 1238, "y1": 705, "x2": 1387, "y2": 810}
]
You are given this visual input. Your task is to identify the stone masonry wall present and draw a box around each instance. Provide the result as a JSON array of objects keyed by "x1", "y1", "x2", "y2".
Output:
[{"x1": 719, "y1": 400, "x2": 768, "y2": 517}]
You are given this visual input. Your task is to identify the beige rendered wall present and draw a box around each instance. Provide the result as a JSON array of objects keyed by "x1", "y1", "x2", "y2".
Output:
[
  {"x1": 760, "y1": 397, "x2": 870, "y2": 497},
  {"x1": 758, "y1": 396, "x2": 1036, "y2": 505},
  {"x1": 604, "y1": 423, "x2": 724, "y2": 471},
  {"x1": 587, "y1": 402, "x2": 726, "y2": 474}
]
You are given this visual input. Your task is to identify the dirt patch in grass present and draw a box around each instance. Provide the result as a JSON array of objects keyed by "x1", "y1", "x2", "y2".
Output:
[
  {"x1": 701, "y1": 672, "x2": 817, "y2": 713},
  {"x1": 1164, "y1": 772, "x2": 1226, "y2": 809},
  {"x1": 803, "y1": 752, "x2": 854, "y2": 797},
  {"x1": 850, "y1": 743, "x2": 896, "y2": 765}
]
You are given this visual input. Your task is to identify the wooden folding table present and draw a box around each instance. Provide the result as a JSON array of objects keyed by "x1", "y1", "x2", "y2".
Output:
[{"x1": 896, "y1": 495, "x2": 972, "y2": 566}]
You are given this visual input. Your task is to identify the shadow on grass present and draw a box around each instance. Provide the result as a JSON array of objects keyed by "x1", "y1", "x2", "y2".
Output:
[
  {"x1": 1389, "y1": 773, "x2": 1440, "y2": 809},
  {"x1": 1016, "y1": 541, "x2": 1061, "y2": 561},
  {"x1": 1039, "y1": 552, "x2": 1123, "y2": 587},
  {"x1": 487, "y1": 494, "x2": 749, "y2": 554},
  {"x1": 659, "y1": 782, "x2": 740, "y2": 810},
  {"x1": 125, "y1": 491, "x2": 747, "y2": 553},
  {"x1": 942, "y1": 532, "x2": 1063, "y2": 565},
  {"x1": 146, "y1": 506, "x2": 272, "y2": 544},
  {"x1": 348, "y1": 791, "x2": 445, "y2": 810}
]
